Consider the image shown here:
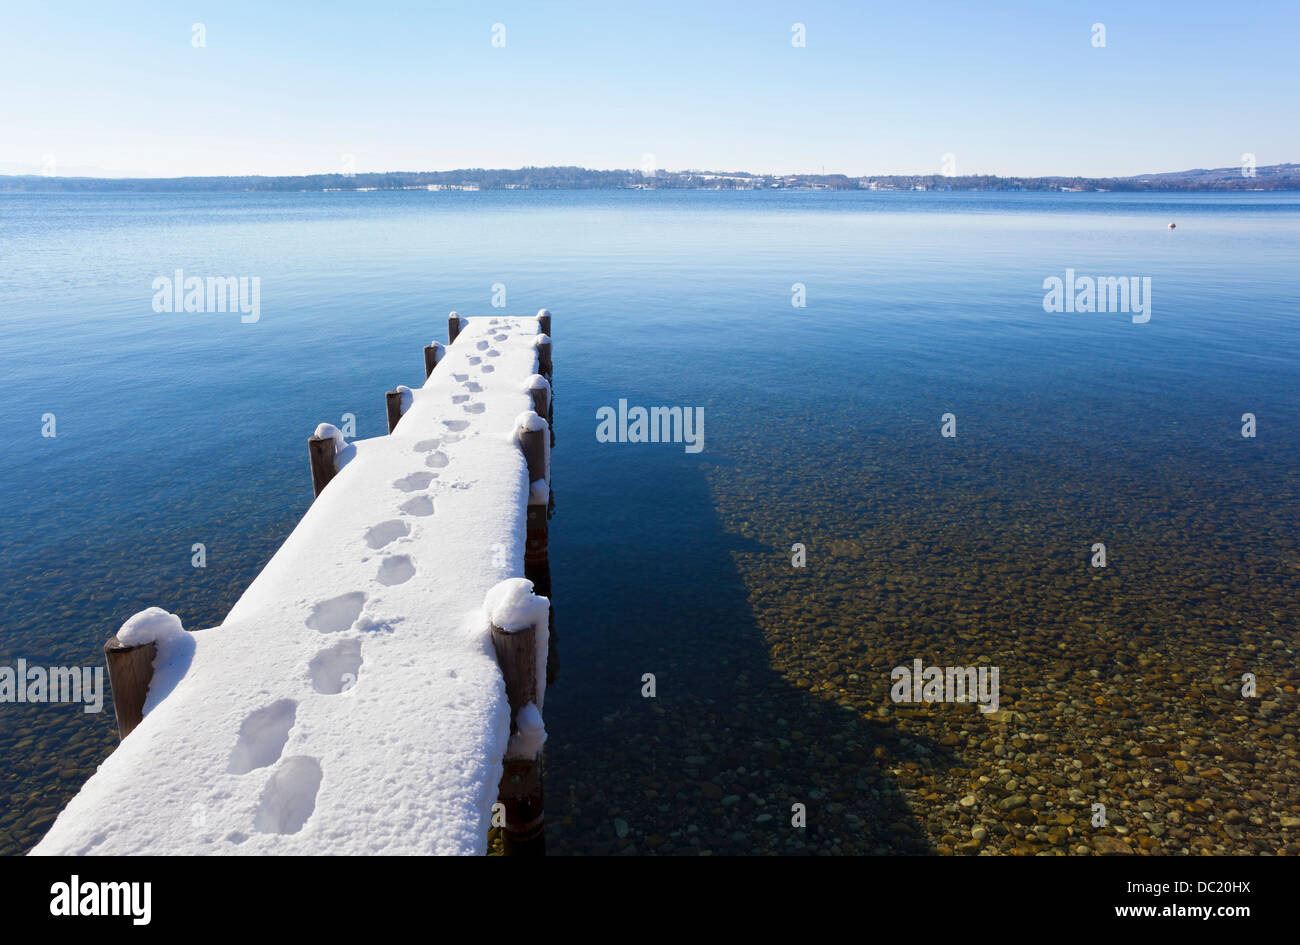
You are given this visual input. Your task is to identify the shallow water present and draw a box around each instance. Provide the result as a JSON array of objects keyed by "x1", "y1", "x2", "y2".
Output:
[{"x1": 1, "y1": 190, "x2": 1296, "y2": 854}]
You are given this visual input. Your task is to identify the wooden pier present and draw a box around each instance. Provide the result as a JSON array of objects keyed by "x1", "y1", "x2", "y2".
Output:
[{"x1": 33, "y1": 310, "x2": 557, "y2": 857}]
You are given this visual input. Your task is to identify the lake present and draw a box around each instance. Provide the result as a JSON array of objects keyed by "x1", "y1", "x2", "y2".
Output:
[{"x1": 1, "y1": 189, "x2": 1296, "y2": 855}]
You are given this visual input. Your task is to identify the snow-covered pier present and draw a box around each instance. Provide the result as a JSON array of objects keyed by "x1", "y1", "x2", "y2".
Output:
[{"x1": 33, "y1": 311, "x2": 556, "y2": 856}]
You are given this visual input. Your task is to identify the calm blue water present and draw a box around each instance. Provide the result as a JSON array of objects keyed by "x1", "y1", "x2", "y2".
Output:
[{"x1": 1, "y1": 190, "x2": 1296, "y2": 855}]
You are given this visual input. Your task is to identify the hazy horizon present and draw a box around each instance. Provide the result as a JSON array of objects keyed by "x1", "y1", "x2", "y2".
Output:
[
  {"x1": 4, "y1": 1, "x2": 1298, "y2": 180},
  {"x1": 0, "y1": 159, "x2": 1295, "y2": 183}
]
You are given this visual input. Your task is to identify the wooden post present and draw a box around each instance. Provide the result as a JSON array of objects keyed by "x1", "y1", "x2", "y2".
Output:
[
  {"x1": 527, "y1": 376, "x2": 550, "y2": 419},
  {"x1": 103, "y1": 637, "x2": 157, "y2": 740},
  {"x1": 518, "y1": 416, "x2": 550, "y2": 618},
  {"x1": 491, "y1": 613, "x2": 545, "y2": 855},
  {"x1": 308, "y1": 435, "x2": 338, "y2": 497},
  {"x1": 518, "y1": 417, "x2": 547, "y2": 489},
  {"x1": 522, "y1": 387, "x2": 556, "y2": 684},
  {"x1": 423, "y1": 341, "x2": 444, "y2": 379},
  {"x1": 534, "y1": 334, "x2": 552, "y2": 381},
  {"x1": 385, "y1": 389, "x2": 404, "y2": 433},
  {"x1": 448, "y1": 311, "x2": 465, "y2": 344},
  {"x1": 534, "y1": 335, "x2": 554, "y2": 444},
  {"x1": 491, "y1": 622, "x2": 538, "y2": 719},
  {"x1": 536, "y1": 308, "x2": 551, "y2": 337}
]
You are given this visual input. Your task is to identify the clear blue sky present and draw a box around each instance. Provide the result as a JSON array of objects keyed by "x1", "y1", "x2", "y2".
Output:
[{"x1": 2, "y1": 0, "x2": 1296, "y2": 178}]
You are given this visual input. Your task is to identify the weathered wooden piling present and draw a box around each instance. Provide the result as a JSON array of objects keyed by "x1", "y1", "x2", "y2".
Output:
[
  {"x1": 527, "y1": 374, "x2": 550, "y2": 420},
  {"x1": 308, "y1": 435, "x2": 338, "y2": 497},
  {"x1": 448, "y1": 311, "x2": 467, "y2": 344},
  {"x1": 517, "y1": 414, "x2": 547, "y2": 489},
  {"x1": 386, "y1": 389, "x2": 404, "y2": 433},
  {"x1": 423, "y1": 340, "x2": 444, "y2": 379},
  {"x1": 534, "y1": 333, "x2": 552, "y2": 380},
  {"x1": 534, "y1": 321, "x2": 554, "y2": 444},
  {"x1": 103, "y1": 637, "x2": 157, "y2": 740},
  {"x1": 518, "y1": 414, "x2": 549, "y2": 584},
  {"x1": 489, "y1": 588, "x2": 546, "y2": 856},
  {"x1": 516, "y1": 398, "x2": 558, "y2": 683}
]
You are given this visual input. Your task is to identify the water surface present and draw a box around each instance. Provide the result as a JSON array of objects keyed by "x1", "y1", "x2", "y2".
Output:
[{"x1": 1, "y1": 190, "x2": 1296, "y2": 854}]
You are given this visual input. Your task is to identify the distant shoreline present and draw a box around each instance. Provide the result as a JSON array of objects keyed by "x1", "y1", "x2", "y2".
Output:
[{"x1": 2, "y1": 163, "x2": 1298, "y2": 194}]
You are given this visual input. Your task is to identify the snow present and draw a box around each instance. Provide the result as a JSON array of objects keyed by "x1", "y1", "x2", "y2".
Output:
[
  {"x1": 515, "y1": 410, "x2": 548, "y2": 433},
  {"x1": 506, "y1": 703, "x2": 546, "y2": 760},
  {"x1": 529, "y1": 478, "x2": 550, "y2": 505},
  {"x1": 115, "y1": 608, "x2": 197, "y2": 717},
  {"x1": 33, "y1": 314, "x2": 550, "y2": 857},
  {"x1": 394, "y1": 384, "x2": 413, "y2": 414},
  {"x1": 117, "y1": 607, "x2": 184, "y2": 647},
  {"x1": 313, "y1": 423, "x2": 345, "y2": 451},
  {"x1": 523, "y1": 373, "x2": 550, "y2": 394},
  {"x1": 483, "y1": 577, "x2": 550, "y2": 633}
]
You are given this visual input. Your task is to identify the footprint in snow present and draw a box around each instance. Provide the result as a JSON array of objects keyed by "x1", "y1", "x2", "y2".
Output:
[
  {"x1": 364, "y1": 519, "x2": 409, "y2": 549},
  {"x1": 308, "y1": 639, "x2": 362, "y2": 695},
  {"x1": 425, "y1": 451, "x2": 449, "y2": 468},
  {"x1": 399, "y1": 495, "x2": 434, "y2": 516},
  {"x1": 493, "y1": 333, "x2": 508, "y2": 341},
  {"x1": 475, "y1": 340, "x2": 489, "y2": 351},
  {"x1": 480, "y1": 365, "x2": 494, "y2": 374},
  {"x1": 254, "y1": 756, "x2": 322, "y2": 835},
  {"x1": 452, "y1": 394, "x2": 470, "y2": 404},
  {"x1": 393, "y1": 471, "x2": 435, "y2": 492},
  {"x1": 486, "y1": 349, "x2": 500, "y2": 357},
  {"x1": 305, "y1": 591, "x2": 367, "y2": 633},
  {"x1": 467, "y1": 356, "x2": 481, "y2": 365},
  {"x1": 463, "y1": 402, "x2": 485, "y2": 414},
  {"x1": 376, "y1": 554, "x2": 416, "y2": 586},
  {"x1": 228, "y1": 699, "x2": 297, "y2": 774},
  {"x1": 460, "y1": 381, "x2": 482, "y2": 393},
  {"x1": 442, "y1": 420, "x2": 470, "y2": 432},
  {"x1": 413, "y1": 438, "x2": 441, "y2": 452}
]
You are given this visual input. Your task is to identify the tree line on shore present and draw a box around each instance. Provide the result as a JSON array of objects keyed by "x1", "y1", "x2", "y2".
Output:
[{"x1": 3, "y1": 163, "x2": 1296, "y2": 193}]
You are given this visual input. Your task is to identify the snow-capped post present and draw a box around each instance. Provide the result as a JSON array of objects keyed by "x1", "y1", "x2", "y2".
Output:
[
  {"x1": 534, "y1": 333, "x2": 552, "y2": 381},
  {"x1": 103, "y1": 608, "x2": 184, "y2": 741},
  {"x1": 448, "y1": 310, "x2": 466, "y2": 344},
  {"x1": 423, "y1": 340, "x2": 444, "y2": 379},
  {"x1": 521, "y1": 378, "x2": 556, "y2": 684},
  {"x1": 484, "y1": 579, "x2": 550, "y2": 856},
  {"x1": 386, "y1": 385, "x2": 413, "y2": 434},
  {"x1": 103, "y1": 638, "x2": 155, "y2": 740},
  {"x1": 308, "y1": 423, "x2": 346, "y2": 498},
  {"x1": 533, "y1": 327, "x2": 554, "y2": 444},
  {"x1": 526, "y1": 373, "x2": 550, "y2": 420},
  {"x1": 516, "y1": 411, "x2": 550, "y2": 583}
]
